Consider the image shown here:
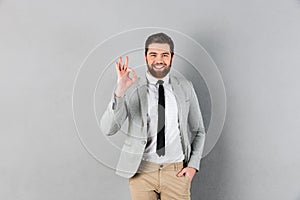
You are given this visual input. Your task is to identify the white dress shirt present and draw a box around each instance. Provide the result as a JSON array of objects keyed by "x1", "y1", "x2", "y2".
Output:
[{"x1": 142, "y1": 71, "x2": 184, "y2": 163}]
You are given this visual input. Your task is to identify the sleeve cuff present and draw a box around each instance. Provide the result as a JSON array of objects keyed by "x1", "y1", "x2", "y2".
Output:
[{"x1": 112, "y1": 94, "x2": 125, "y2": 110}]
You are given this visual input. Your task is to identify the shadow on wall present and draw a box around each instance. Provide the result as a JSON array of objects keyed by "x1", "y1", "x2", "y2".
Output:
[{"x1": 187, "y1": 32, "x2": 230, "y2": 200}]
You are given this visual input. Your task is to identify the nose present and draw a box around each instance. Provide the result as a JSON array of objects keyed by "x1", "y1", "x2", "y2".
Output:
[{"x1": 155, "y1": 55, "x2": 164, "y2": 64}]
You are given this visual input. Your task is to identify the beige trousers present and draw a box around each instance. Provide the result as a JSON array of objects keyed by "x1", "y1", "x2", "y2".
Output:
[{"x1": 129, "y1": 161, "x2": 191, "y2": 200}]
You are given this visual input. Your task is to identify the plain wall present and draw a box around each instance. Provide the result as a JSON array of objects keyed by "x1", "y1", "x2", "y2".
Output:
[{"x1": 1, "y1": 0, "x2": 300, "y2": 199}]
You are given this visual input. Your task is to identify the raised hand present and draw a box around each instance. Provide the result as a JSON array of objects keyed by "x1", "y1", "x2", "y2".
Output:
[{"x1": 114, "y1": 56, "x2": 137, "y2": 97}]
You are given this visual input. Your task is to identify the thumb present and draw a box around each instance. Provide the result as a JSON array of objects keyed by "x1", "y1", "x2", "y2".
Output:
[
  {"x1": 126, "y1": 68, "x2": 137, "y2": 80},
  {"x1": 177, "y1": 168, "x2": 186, "y2": 177}
]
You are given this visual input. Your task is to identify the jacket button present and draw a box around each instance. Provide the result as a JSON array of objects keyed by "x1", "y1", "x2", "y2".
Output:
[{"x1": 141, "y1": 140, "x2": 147, "y2": 145}]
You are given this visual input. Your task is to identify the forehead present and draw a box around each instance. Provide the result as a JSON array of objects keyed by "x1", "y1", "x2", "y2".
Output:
[{"x1": 147, "y1": 43, "x2": 171, "y2": 53}]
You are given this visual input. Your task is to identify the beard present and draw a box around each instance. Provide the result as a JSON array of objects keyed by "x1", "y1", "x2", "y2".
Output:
[
  {"x1": 147, "y1": 60, "x2": 172, "y2": 79},
  {"x1": 147, "y1": 64, "x2": 171, "y2": 79}
]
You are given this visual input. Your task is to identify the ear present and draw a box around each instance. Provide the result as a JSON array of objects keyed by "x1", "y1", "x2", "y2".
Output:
[
  {"x1": 170, "y1": 55, "x2": 174, "y2": 66},
  {"x1": 170, "y1": 54, "x2": 174, "y2": 61}
]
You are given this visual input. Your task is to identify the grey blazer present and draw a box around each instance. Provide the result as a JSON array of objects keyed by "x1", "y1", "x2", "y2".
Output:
[{"x1": 100, "y1": 74, "x2": 206, "y2": 178}]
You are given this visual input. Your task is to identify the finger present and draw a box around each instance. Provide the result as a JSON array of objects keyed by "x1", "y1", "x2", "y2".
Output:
[
  {"x1": 126, "y1": 68, "x2": 135, "y2": 74},
  {"x1": 119, "y1": 57, "x2": 124, "y2": 70},
  {"x1": 124, "y1": 56, "x2": 128, "y2": 70},
  {"x1": 125, "y1": 68, "x2": 136, "y2": 81},
  {"x1": 116, "y1": 62, "x2": 121, "y2": 73},
  {"x1": 177, "y1": 171, "x2": 184, "y2": 177},
  {"x1": 117, "y1": 57, "x2": 121, "y2": 70},
  {"x1": 177, "y1": 168, "x2": 186, "y2": 177}
]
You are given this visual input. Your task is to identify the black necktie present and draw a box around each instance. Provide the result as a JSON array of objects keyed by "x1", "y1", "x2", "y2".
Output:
[{"x1": 156, "y1": 80, "x2": 165, "y2": 156}]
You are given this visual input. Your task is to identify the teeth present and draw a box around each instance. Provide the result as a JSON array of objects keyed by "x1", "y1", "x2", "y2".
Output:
[{"x1": 154, "y1": 65, "x2": 164, "y2": 69}]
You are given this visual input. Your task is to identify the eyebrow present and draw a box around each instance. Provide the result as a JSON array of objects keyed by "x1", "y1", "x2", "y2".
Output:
[{"x1": 148, "y1": 52, "x2": 170, "y2": 55}]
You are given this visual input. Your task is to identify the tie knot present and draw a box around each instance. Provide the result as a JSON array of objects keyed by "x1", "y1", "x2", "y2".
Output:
[{"x1": 157, "y1": 80, "x2": 164, "y2": 85}]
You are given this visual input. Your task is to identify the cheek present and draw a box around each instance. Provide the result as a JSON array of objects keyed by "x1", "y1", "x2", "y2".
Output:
[
  {"x1": 164, "y1": 58, "x2": 172, "y2": 64},
  {"x1": 150, "y1": 59, "x2": 157, "y2": 65},
  {"x1": 146, "y1": 57, "x2": 153, "y2": 63}
]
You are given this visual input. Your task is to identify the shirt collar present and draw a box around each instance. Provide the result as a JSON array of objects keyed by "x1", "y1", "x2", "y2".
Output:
[{"x1": 146, "y1": 71, "x2": 170, "y2": 85}]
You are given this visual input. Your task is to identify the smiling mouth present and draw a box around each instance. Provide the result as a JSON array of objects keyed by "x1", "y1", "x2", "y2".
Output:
[{"x1": 153, "y1": 65, "x2": 165, "y2": 69}]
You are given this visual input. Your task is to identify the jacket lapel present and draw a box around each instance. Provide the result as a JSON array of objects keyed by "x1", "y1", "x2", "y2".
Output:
[{"x1": 170, "y1": 76, "x2": 185, "y2": 124}]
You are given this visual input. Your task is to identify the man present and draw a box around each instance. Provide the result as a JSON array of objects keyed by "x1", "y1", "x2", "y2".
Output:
[{"x1": 100, "y1": 33, "x2": 206, "y2": 200}]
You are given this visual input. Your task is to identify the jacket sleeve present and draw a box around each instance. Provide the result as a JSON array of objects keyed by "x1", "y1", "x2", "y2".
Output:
[
  {"x1": 186, "y1": 81, "x2": 206, "y2": 171},
  {"x1": 100, "y1": 94, "x2": 128, "y2": 136}
]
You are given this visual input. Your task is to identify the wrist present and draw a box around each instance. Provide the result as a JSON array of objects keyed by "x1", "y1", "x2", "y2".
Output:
[
  {"x1": 114, "y1": 92, "x2": 124, "y2": 98},
  {"x1": 187, "y1": 167, "x2": 197, "y2": 172},
  {"x1": 114, "y1": 87, "x2": 125, "y2": 98}
]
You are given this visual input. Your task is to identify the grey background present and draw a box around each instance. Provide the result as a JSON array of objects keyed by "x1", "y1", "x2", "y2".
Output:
[{"x1": 1, "y1": 0, "x2": 300, "y2": 200}]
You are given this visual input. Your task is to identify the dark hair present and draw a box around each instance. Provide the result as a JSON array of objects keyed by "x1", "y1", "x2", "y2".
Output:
[{"x1": 145, "y1": 32, "x2": 174, "y2": 56}]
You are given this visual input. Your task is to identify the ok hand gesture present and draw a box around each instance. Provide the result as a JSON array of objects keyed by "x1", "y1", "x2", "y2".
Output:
[{"x1": 114, "y1": 56, "x2": 137, "y2": 97}]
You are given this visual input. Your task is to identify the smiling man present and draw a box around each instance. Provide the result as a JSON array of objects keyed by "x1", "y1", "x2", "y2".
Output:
[{"x1": 100, "y1": 33, "x2": 206, "y2": 200}]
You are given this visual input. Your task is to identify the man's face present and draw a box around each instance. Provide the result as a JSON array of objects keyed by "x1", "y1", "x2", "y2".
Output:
[{"x1": 145, "y1": 43, "x2": 173, "y2": 79}]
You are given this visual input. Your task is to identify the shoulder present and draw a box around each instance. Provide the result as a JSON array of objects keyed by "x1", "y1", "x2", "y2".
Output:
[{"x1": 170, "y1": 75, "x2": 193, "y2": 89}]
